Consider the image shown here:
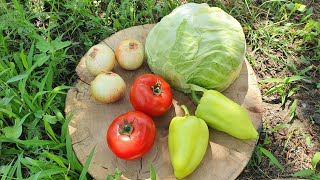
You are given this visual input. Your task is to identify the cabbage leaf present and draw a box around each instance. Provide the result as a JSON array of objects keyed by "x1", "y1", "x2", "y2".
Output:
[{"x1": 146, "y1": 3, "x2": 246, "y2": 93}]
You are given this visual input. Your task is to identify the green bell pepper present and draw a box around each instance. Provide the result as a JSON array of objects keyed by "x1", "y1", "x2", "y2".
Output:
[
  {"x1": 168, "y1": 105, "x2": 209, "y2": 179},
  {"x1": 194, "y1": 90, "x2": 258, "y2": 140}
]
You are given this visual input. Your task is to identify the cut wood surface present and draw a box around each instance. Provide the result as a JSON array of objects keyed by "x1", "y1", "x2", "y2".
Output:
[{"x1": 65, "y1": 24, "x2": 263, "y2": 180}]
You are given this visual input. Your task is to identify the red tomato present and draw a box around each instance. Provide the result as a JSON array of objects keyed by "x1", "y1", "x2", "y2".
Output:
[
  {"x1": 107, "y1": 111, "x2": 156, "y2": 160},
  {"x1": 130, "y1": 74, "x2": 172, "y2": 117}
]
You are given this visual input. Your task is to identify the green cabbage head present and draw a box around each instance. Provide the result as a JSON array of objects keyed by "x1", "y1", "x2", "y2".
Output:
[{"x1": 145, "y1": 3, "x2": 246, "y2": 93}]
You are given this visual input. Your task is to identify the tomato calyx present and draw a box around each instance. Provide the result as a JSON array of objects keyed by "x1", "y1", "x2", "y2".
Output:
[
  {"x1": 118, "y1": 118, "x2": 134, "y2": 136},
  {"x1": 151, "y1": 80, "x2": 163, "y2": 96}
]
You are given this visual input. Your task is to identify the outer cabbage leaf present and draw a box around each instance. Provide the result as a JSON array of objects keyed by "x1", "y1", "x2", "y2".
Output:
[{"x1": 145, "y1": 3, "x2": 246, "y2": 93}]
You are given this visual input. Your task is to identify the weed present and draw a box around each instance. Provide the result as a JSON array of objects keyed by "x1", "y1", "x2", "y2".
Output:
[
  {"x1": 291, "y1": 152, "x2": 320, "y2": 179},
  {"x1": 248, "y1": 122, "x2": 288, "y2": 175},
  {"x1": 261, "y1": 75, "x2": 305, "y2": 106},
  {"x1": 106, "y1": 164, "x2": 156, "y2": 180},
  {"x1": 107, "y1": 168, "x2": 123, "y2": 180}
]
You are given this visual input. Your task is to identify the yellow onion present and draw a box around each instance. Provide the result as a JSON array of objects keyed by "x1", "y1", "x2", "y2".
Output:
[
  {"x1": 85, "y1": 44, "x2": 115, "y2": 76},
  {"x1": 115, "y1": 38, "x2": 144, "y2": 70},
  {"x1": 90, "y1": 72, "x2": 126, "y2": 103}
]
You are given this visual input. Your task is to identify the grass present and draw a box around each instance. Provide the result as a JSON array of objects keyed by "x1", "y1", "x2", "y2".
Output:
[
  {"x1": 0, "y1": 0, "x2": 319, "y2": 179},
  {"x1": 0, "y1": 0, "x2": 177, "y2": 179}
]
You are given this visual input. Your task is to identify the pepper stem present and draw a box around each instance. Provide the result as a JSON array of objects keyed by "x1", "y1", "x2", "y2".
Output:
[
  {"x1": 118, "y1": 118, "x2": 134, "y2": 136},
  {"x1": 180, "y1": 105, "x2": 190, "y2": 116},
  {"x1": 191, "y1": 90, "x2": 201, "y2": 105},
  {"x1": 151, "y1": 80, "x2": 163, "y2": 96}
]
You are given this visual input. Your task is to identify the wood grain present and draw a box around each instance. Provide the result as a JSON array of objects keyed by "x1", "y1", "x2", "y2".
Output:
[{"x1": 65, "y1": 24, "x2": 263, "y2": 180}]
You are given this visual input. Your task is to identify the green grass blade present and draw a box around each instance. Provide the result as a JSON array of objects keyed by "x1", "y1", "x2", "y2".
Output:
[
  {"x1": 16, "y1": 153, "x2": 23, "y2": 179},
  {"x1": 260, "y1": 147, "x2": 284, "y2": 172},
  {"x1": 264, "y1": 84, "x2": 284, "y2": 96},
  {"x1": 0, "y1": 96, "x2": 14, "y2": 106},
  {"x1": 13, "y1": 52, "x2": 24, "y2": 73},
  {"x1": 0, "y1": 68, "x2": 10, "y2": 77},
  {"x1": 11, "y1": 0, "x2": 23, "y2": 13},
  {"x1": 1, "y1": 160, "x2": 14, "y2": 180},
  {"x1": 17, "y1": 112, "x2": 31, "y2": 127},
  {"x1": 22, "y1": 93, "x2": 37, "y2": 112},
  {"x1": 105, "y1": 0, "x2": 114, "y2": 21},
  {"x1": 44, "y1": 120, "x2": 60, "y2": 143},
  {"x1": 43, "y1": 93, "x2": 58, "y2": 112},
  {"x1": 45, "y1": 66, "x2": 53, "y2": 91},
  {"x1": 29, "y1": 172, "x2": 41, "y2": 180},
  {"x1": 66, "y1": 126, "x2": 82, "y2": 171},
  {"x1": 35, "y1": 37, "x2": 52, "y2": 53},
  {"x1": 20, "y1": 158, "x2": 40, "y2": 174},
  {"x1": 1, "y1": 148, "x2": 22, "y2": 156},
  {"x1": 32, "y1": 53, "x2": 50, "y2": 69},
  {"x1": 291, "y1": 169, "x2": 314, "y2": 177},
  {"x1": 52, "y1": 85, "x2": 74, "y2": 92},
  {"x1": 43, "y1": 86, "x2": 73, "y2": 112},
  {"x1": 274, "y1": 123, "x2": 291, "y2": 132},
  {"x1": 0, "y1": 137, "x2": 57, "y2": 147},
  {"x1": 61, "y1": 111, "x2": 75, "y2": 142},
  {"x1": 52, "y1": 107, "x2": 64, "y2": 122},
  {"x1": 7, "y1": 160, "x2": 18, "y2": 179},
  {"x1": 0, "y1": 28, "x2": 9, "y2": 54},
  {"x1": 43, "y1": 114, "x2": 58, "y2": 124},
  {"x1": 32, "y1": 91, "x2": 49, "y2": 104},
  {"x1": 8, "y1": 153, "x2": 23, "y2": 178},
  {"x1": 50, "y1": 36, "x2": 71, "y2": 52},
  {"x1": 311, "y1": 152, "x2": 320, "y2": 170},
  {"x1": 288, "y1": 88, "x2": 299, "y2": 98},
  {"x1": 150, "y1": 164, "x2": 156, "y2": 180},
  {"x1": 20, "y1": 49, "x2": 28, "y2": 70},
  {"x1": 27, "y1": 42, "x2": 35, "y2": 67},
  {"x1": 43, "y1": 151, "x2": 67, "y2": 168},
  {"x1": 298, "y1": 65, "x2": 313, "y2": 75},
  {"x1": 287, "y1": 75, "x2": 305, "y2": 83},
  {"x1": 9, "y1": 62, "x2": 17, "y2": 77},
  {"x1": 0, "y1": 107, "x2": 18, "y2": 118},
  {"x1": 6, "y1": 73, "x2": 28, "y2": 83},
  {"x1": 27, "y1": 168, "x2": 66, "y2": 179},
  {"x1": 305, "y1": 135, "x2": 311, "y2": 146},
  {"x1": 79, "y1": 145, "x2": 96, "y2": 180},
  {"x1": 40, "y1": 66, "x2": 52, "y2": 92},
  {"x1": 49, "y1": 143, "x2": 67, "y2": 150},
  {"x1": 65, "y1": 127, "x2": 74, "y2": 166}
]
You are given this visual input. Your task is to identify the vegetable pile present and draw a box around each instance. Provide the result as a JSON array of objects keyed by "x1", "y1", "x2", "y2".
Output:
[
  {"x1": 85, "y1": 38, "x2": 173, "y2": 160},
  {"x1": 83, "y1": 2, "x2": 259, "y2": 179}
]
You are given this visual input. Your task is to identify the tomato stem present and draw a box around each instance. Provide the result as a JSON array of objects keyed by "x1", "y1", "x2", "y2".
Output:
[
  {"x1": 151, "y1": 80, "x2": 163, "y2": 96},
  {"x1": 118, "y1": 118, "x2": 134, "y2": 136}
]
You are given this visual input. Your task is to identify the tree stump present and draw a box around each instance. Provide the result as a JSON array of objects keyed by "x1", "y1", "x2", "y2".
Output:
[{"x1": 65, "y1": 24, "x2": 263, "y2": 180}]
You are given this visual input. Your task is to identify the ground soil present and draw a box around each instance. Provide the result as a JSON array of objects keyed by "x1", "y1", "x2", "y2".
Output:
[
  {"x1": 234, "y1": 0, "x2": 320, "y2": 178},
  {"x1": 237, "y1": 34, "x2": 320, "y2": 180}
]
